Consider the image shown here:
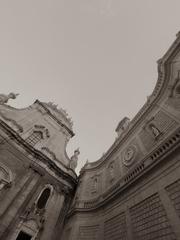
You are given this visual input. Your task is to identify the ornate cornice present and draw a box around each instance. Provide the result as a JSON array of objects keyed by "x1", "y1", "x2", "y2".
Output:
[
  {"x1": 35, "y1": 100, "x2": 74, "y2": 137},
  {"x1": 0, "y1": 119, "x2": 78, "y2": 186}
]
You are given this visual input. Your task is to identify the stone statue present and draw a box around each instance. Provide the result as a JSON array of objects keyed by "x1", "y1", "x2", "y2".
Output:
[
  {"x1": 149, "y1": 124, "x2": 161, "y2": 137},
  {"x1": 0, "y1": 93, "x2": 19, "y2": 104},
  {"x1": 69, "y1": 148, "x2": 80, "y2": 170}
]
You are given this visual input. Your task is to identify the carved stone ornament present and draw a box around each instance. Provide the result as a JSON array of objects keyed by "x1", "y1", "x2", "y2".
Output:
[
  {"x1": 0, "y1": 92, "x2": 19, "y2": 104},
  {"x1": 123, "y1": 145, "x2": 136, "y2": 166},
  {"x1": 46, "y1": 102, "x2": 73, "y2": 127},
  {"x1": 69, "y1": 148, "x2": 80, "y2": 170}
]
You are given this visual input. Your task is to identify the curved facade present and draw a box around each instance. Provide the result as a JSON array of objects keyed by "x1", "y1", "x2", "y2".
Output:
[
  {"x1": 62, "y1": 33, "x2": 180, "y2": 239},
  {"x1": 0, "y1": 32, "x2": 180, "y2": 240}
]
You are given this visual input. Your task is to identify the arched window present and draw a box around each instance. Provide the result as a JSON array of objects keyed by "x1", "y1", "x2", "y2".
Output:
[
  {"x1": 26, "y1": 131, "x2": 43, "y2": 146},
  {"x1": 37, "y1": 188, "x2": 51, "y2": 209}
]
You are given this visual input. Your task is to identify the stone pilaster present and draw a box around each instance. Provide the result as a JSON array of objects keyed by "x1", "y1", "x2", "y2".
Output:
[
  {"x1": 159, "y1": 188, "x2": 180, "y2": 240},
  {"x1": 0, "y1": 170, "x2": 31, "y2": 218},
  {"x1": 0, "y1": 169, "x2": 40, "y2": 238}
]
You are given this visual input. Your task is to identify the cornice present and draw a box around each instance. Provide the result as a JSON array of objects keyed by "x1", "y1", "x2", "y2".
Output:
[
  {"x1": 35, "y1": 100, "x2": 75, "y2": 137},
  {"x1": 69, "y1": 127, "x2": 180, "y2": 215},
  {"x1": 81, "y1": 32, "x2": 180, "y2": 172},
  {"x1": 0, "y1": 120, "x2": 78, "y2": 186}
]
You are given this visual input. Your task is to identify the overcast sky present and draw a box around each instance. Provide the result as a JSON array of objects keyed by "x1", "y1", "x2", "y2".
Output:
[{"x1": 0, "y1": 0, "x2": 180, "y2": 173}]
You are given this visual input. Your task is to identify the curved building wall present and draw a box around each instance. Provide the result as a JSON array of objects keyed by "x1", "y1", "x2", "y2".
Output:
[{"x1": 62, "y1": 33, "x2": 180, "y2": 240}]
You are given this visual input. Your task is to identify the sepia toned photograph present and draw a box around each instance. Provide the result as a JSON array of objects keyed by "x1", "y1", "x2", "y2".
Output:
[{"x1": 0, "y1": 1, "x2": 180, "y2": 239}]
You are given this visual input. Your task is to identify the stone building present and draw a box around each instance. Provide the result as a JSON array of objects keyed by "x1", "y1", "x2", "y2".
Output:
[
  {"x1": 0, "y1": 99, "x2": 78, "y2": 240},
  {"x1": 1, "y1": 32, "x2": 180, "y2": 240}
]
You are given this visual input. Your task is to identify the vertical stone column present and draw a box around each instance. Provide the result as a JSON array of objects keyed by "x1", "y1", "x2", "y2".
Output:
[
  {"x1": 40, "y1": 187, "x2": 67, "y2": 240},
  {"x1": 0, "y1": 170, "x2": 31, "y2": 217},
  {"x1": 0, "y1": 169, "x2": 40, "y2": 238}
]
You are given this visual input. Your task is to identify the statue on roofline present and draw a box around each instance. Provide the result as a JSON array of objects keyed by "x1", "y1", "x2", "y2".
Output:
[
  {"x1": 69, "y1": 148, "x2": 80, "y2": 170},
  {"x1": 0, "y1": 93, "x2": 19, "y2": 104}
]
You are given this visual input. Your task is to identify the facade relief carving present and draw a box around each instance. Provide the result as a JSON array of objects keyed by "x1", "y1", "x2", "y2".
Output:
[
  {"x1": 123, "y1": 145, "x2": 137, "y2": 167},
  {"x1": 148, "y1": 123, "x2": 161, "y2": 138},
  {"x1": 34, "y1": 125, "x2": 50, "y2": 139},
  {"x1": 46, "y1": 102, "x2": 73, "y2": 128}
]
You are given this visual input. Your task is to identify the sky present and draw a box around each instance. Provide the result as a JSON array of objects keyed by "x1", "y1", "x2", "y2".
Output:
[{"x1": 0, "y1": 0, "x2": 180, "y2": 173}]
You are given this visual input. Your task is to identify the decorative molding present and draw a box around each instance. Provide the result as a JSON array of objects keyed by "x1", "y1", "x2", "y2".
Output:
[
  {"x1": 41, "y1": 147, "x2": 59, "y2": 162},
  {"x1": 45, "y1": 102, "x2": 73, "y2": 128},
  {"x1": 0, "y1": 119, "x2": 78, "y2": 186},
  {"x1": 34, "y1": 125, "x2": 50, "y2": 138},
  {"x1": 35, "y1": 100, "x2": 74, "y2": 137},
  {"x1": 0, "y1": 112, "x2": 23, "y2": 133}
]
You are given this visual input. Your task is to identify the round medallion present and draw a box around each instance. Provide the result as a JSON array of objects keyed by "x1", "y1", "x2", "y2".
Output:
[{"x1": 123, "y1": 145, "x2": 136, "y2": 166}]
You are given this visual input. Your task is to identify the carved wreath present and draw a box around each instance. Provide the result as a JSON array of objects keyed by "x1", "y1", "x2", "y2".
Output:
[{"x1": 123, "y1": 145, "x2": 137, "y2": 167}]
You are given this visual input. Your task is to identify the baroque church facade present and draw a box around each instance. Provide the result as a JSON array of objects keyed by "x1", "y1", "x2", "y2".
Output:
[{"x1": 1, "y1": 32, "x2": 180, "y2": 240}]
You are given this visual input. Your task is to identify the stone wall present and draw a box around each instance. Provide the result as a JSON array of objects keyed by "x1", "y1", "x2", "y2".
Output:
[{"x1": 63, "y1": 144, "x2": 180, "y2": 239}]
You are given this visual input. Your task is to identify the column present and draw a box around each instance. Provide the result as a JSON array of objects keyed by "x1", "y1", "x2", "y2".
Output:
[
  {"x1": 0, "y1": 170, "x2": 40, "y2": 238},
  {"x1": 0, "y1": 170, "x2": 31, "y2": 217}
]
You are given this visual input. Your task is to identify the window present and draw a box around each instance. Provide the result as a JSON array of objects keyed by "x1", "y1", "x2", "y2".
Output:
[
  {"x1": 26, "y1": 131, "x2": 43, "y2": 146},
  {"x1": 16, "y1": 231, "x2": 32, "y2": 240},
  {"x1": 37, "y1": 188, "x2": 51, "y2": 209}
]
